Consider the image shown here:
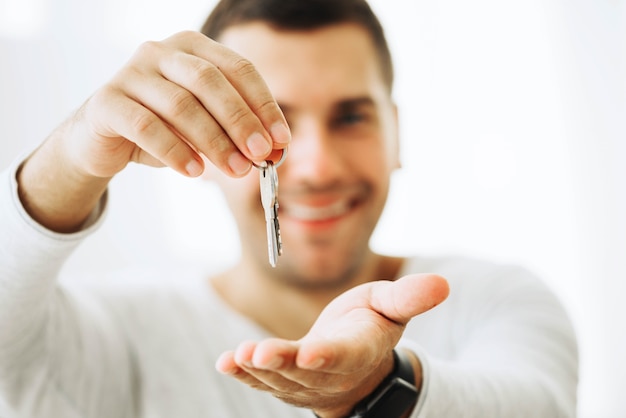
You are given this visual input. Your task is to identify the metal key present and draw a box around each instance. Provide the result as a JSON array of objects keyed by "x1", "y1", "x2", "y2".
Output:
[
  {"x1": 260, "y1": 161, "x2": 282, "y2": 267},
  {"x1": 270, "y1": 163, "x2": 283, "y2": 258}
]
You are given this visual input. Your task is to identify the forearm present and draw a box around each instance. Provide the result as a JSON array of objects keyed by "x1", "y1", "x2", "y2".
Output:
[
  {"x1": 0, "y1": 135, "x2": 108, "y2": 360},
  {"x1": 412, "y1": 360, "x2": 576, "y2": 418},
  {"x1": 0, "y1": 160, "x2": 133, "y2": 417},
  {"x1": 0, "y1": 156, "x2": 101, "y2": 363},
  {"x1": 401, "y1": 323, "x2": 577, "y2": 418},
  {"x1": 17, "y1": 119, "x2": 111, "y2": 233}
]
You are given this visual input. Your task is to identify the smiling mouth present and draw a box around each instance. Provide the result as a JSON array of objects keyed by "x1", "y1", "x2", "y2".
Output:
[
  {"x1": 282, "y1": 199, "x2": 354, "y2": 222},
  {"x1": 278, "y1": 183, "x2": 370, "y2": 223}
]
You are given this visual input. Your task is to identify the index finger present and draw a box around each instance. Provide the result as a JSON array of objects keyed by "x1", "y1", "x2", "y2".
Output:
[{"x1": 170, "y1": 32, "x2": 291, "y2": 150}]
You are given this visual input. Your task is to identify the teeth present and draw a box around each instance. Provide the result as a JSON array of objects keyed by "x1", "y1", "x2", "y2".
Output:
[{"x1": 283, "y1": 200, "x2": 351, "y2": 221}]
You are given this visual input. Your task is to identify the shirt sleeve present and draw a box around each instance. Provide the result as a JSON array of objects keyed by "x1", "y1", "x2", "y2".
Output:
[
  {"x1": 0, "y1": 157, "x2": 136, "y2": 418},
  {"x1": 398, "y1": 259, "x2": 578, "y2": 418}
]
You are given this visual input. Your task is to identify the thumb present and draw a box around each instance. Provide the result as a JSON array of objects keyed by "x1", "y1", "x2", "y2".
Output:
[{"x1": 369, "y1": 273, "x2": 450, "y2": 325}]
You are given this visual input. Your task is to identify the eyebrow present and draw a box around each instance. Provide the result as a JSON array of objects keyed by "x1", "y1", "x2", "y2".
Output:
[
  {"x1": 277, "y1": 96, "x2": 377, "y2": 115},
  {"x1": 334, "y1": 96, "x2": 377, "y2": 113}
]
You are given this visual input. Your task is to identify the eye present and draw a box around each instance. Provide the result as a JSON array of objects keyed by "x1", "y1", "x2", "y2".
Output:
[{"x1": 332, "y1": 110, "x2": 367, "y2": 127}]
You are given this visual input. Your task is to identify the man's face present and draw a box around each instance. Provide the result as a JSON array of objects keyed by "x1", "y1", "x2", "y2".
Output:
[{"x1": 215, "y1": 22, "x2": 399, "y2": 288}]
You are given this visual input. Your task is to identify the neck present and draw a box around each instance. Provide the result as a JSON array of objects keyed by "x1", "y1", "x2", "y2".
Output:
[{"x1": 210, "y1": 253, "x2": 404, "y2": 340}]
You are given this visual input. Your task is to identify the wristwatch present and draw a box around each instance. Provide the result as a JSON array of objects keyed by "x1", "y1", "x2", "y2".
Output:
[{"x1": 349, "y1": 349, "x2": 419, "y2": 418}]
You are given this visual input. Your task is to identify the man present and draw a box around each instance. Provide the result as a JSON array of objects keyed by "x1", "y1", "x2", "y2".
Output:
[{"x1": 0, "y1": 0, "x2": 577, "y2": 417}]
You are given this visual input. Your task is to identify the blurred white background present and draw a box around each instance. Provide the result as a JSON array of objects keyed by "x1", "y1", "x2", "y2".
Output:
[{"x1": 1, "y1": 0, "x2": 624, "y2": 416}]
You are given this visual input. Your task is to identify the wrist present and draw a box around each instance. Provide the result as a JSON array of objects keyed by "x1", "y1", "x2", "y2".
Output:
[
  {"x1": 312, "y1": 351, "x2": 395, "y2": 418},
  {"x1": 351, "y1": 349, "x2": 419, "y2": 418},
  {"x1": 313, "y1": 349, "x2": 421, "y2": 418},
  {"x1": 17, "y1": 131, "x2": 110, "y2": 233}
]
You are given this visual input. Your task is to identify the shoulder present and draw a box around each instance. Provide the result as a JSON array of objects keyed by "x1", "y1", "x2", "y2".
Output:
[
  {"x1": 401, "y1": 254, "x2": 563, "y2": 314},
  {"x1": 403, "y1": 254, "x2": 543, "y2": 286},
  {"x1": 401, "y1": 253, "x2": 576, "y2": 361}
]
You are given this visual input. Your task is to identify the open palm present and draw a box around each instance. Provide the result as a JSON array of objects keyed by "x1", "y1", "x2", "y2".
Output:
[{"x1": 215, "y1": 273, "x2": 449, "y2": 417}]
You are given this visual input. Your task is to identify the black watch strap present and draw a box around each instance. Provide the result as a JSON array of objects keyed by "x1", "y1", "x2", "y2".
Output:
[{"x1": 349, "y1": 349, "x2": 419, "y2": 418}]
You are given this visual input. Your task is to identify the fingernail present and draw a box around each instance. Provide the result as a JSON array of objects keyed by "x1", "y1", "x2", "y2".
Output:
[
  {"x1": 307, "y1": 357, "x2": 326, "y2": 370},
  {"x1": 271, "y1": 122, "x2": 291, "y2": 144},
  {"x1": 263, "y1": 355, "x2": 284, "y2": 370},
  {"x1": 247, "y1": 132, "x2": 271, "y2": 158},
  {"x1": 185, "y1": 159, "x2": 204, "y2": 177},
  {"x1": 228, "y1": 152, "x2": 252, "y2": 176}
]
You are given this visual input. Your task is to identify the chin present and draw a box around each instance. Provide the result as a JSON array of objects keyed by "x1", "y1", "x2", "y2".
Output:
[
  {"x1": 278, "y1": 272, "x2": 354, "y2": 292},
  {"x1": 274, "y1": 248, "x2": 365, "y2": 291}
]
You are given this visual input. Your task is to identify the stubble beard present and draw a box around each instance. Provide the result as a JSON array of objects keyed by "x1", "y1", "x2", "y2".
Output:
[
  {"x1": 243, "y1": 182, "x2": 386, "y2": 292},
  {"x1": 261, "y1": 236, "x2": 375, "y2": 292}
]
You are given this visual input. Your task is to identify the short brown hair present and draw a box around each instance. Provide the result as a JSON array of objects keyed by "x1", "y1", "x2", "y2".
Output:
[{"x1": 200, "y1": 0, "x2": 394, "y2": 91}]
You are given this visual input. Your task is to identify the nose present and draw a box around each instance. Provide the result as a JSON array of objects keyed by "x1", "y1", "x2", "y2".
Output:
[{"x1": 283, "y1": 118, "x2": 346, "y2": 186}]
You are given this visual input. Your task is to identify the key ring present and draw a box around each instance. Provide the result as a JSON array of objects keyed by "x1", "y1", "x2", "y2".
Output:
[{"x1": 252, "y1": 147, "x2": 288, "y2": 169}]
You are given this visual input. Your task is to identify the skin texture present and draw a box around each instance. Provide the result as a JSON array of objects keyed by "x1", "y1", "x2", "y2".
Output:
[{"x1": 16, "y1": 23, "x2": 450, "y2": 418}]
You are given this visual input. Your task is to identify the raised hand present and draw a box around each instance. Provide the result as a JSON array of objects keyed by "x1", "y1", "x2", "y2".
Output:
[
  {"x1": 68, "y1": 30, "x2": 290, "y2": 179},
  {"x1": 215, "y1": 273, "x2": 449, "y2": 418},
  {"x1": 17, "y1": 31, "x2": 290, "y2": 232}
]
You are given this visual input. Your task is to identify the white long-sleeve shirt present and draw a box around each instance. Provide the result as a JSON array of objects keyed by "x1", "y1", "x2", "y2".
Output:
[{"x1": 0, "y1": 159, "x2": 578, "y2": 418}]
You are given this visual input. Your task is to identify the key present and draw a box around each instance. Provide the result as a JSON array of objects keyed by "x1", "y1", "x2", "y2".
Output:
[
  {"x1": 260, "y1": 161, "x2": 281, "y2": 267},
  {"x1": 270, "y1": 163, "x2": 283, "y2": 257}
]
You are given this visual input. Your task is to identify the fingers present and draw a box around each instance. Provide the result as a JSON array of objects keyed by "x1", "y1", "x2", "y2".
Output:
[
  {"x1": 157, "y1": 50, "x2": 273, "y2": 160},
  {"x1": 221, "y1": 338, "x2": 361, "y2": 381},
  {"x1": 216, "y1": 340, "x2": 309, "y2": 392},
  {"x1": 87, "y1": 87, "x2": 204, "y2": 177},
  {"x1": 180, "y1": 32, "x2": 291, "y2": 148},
  {"x1": 296, "y1": 339, "x2": 346, "y2": 371},
  {"x1": 113, "y1": 69, "x2": 253, "y2": 177},
  {"x1": 159, "y1": 32, "x2": 290, "y2": 162},
  {"x1": 216, "y1": 336, "x2": 388, "y2": 413},
  {"x1": 216, "y1": 339, "x2": 339, "y2": 394},
  {"x1": 81, "y1": 31, "x2": 290, "y2": 179},
  {"x1": 236, "y1": 339, "x2": 298, "y2": 370}
]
